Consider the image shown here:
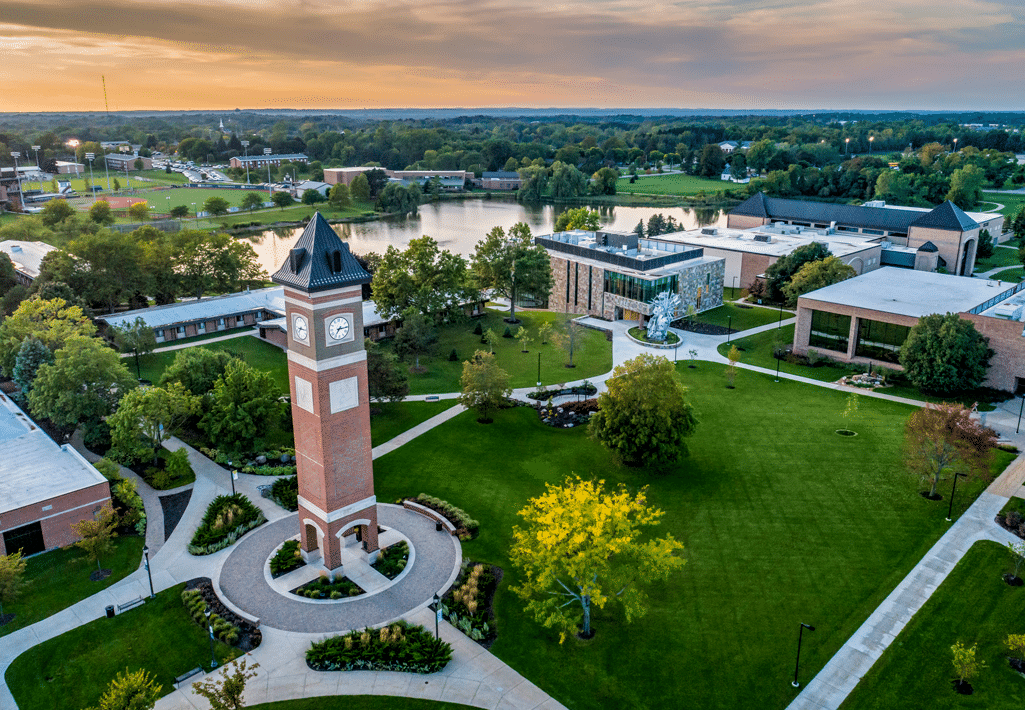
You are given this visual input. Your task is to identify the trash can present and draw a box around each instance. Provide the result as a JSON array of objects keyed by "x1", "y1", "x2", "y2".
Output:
[
  {"x1": 105, "y1": 605, "x2": 115, "y2": 619},
  {"x1": 436, "y1": 521, "x2": 444, "y2": 532}
]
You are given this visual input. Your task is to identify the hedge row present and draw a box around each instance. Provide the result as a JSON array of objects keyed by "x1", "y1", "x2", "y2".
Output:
[
  {"x1": 306, "y1": 622, "x2": 451, "y2": 673},
  {"x1": 411, "y1": 494, "x2": 479, "y2": 539},
  {"x1": 182, "y1": 589, "x2": 240, "y2": 645}
]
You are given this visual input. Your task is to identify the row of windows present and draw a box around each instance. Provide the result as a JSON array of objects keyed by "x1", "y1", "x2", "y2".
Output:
[
  {"x1": 809, "y1": 310, "x2": 851, "y2": 353},
  {"x1": 808, "y1": 310, "x2": 911, "y2": 364},
  {"x1": 603, "y1": 273, "x2": 679, "y2": 303}
]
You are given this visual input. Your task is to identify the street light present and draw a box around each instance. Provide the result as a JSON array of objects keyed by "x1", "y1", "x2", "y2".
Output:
[
  {"x1": 31, "y1": 145, "x2": 41, "y2": 170},
  {"x1": 845, "y1": 138, "x2": 850, "y2": 155},
  {"x1": 85, "y1": 152, "x2": 96, "y2": 200},
  {"x1": 227, "y1": 460, "x2": 236, "y2": 496},
  {"x1": 953, "y1": 137, "x2": 958, "y2": 153},
  {"x1": 732, "y1": 275, "x2": 737, "y2": 298},
  {"x1": 9, "y1": 152, "x2": 24, "y2": 211},
  {"x1": 241, "y1": 140, "x2": 250, "y2": 184},
  {"x1": 537, "y1": 352, "x2": 541, "y2": 389},
  {"x1": 868, "y1": 136, "x2": 874, "y2": 155},
  {"x1": 946, "y1": 472, "x2": 967, "y2": 522},
  {"x1": 102, "y1": 153, "x2": 111, "y2": 191},
  {"x1": 143, "y1": 545, "x2": 155, "y2": 599},
  {"x1": 204, "y1": 608, "x2": 218, "y2": 669},
  {"x1": 264, "y1": 148, "x2": 273, "y2": 195},
  {"x1": 433, "y1": 593, "x2": 441, "y2": 639},
  {"x1": 792, "y1": 623, "x2": 815, "y2": 687},
  {"x1": 727, "y1": 314, "x2": 732, "y2": 344}
]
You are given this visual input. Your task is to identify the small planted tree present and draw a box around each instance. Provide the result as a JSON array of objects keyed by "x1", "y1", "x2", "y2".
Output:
[
  {"x1": 839, "y1": 391, "x2": 859, "y2": 436},
  {"x1": 537, "y1": 320, "x2": 553, "y2": 345},
  {"x1": 951, "y1": 641, "x2": 984, "y2": 693},
  {"x1": 1005, "y1": 634, "x2": 1025, "y2": 671},
  {"x1": 516, "y1": 326, "x2": 531, "y2": 353},
  {"x1": 458, "y1": 350, "x2": 511, "y2": 424},
  {"x1": 482, "y1": 327, "x2": 498, "y2": 353},
  {"x1": 1007, "y1": 540, "x2": 1025, "y2": 585},
  {"x1": 726, "y1": 345, "x2": 740, "y2": 389},
  {"x1": 394, "y1": 310, "x2": 437, "y2": 372},
  {"x1": 87, "y1": 667, "x2": 162, "y2": 710},
  {"x1": 71, "y1": 502, "x2": 119, "y2": 579},
  {"x1": 193, "y1": 657, "x2": 260, "y2": 710},
  {"x1": 904, "y1": 403, "x2": 997, "y2": 499},
  {"x1": 0, "y1": 550, "x2": 27, "y2": 625}
]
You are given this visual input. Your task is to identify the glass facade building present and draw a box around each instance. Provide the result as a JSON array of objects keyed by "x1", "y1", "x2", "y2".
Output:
[
  {"x1": 809, "y1": 310, "x2": 851, "y2": 353},
  {"x1": 603, "y1": 273, "x2": 679, "y2": 303},
  {"x1": 854, "y1": 319, "x2": 911, "y2": 363}
]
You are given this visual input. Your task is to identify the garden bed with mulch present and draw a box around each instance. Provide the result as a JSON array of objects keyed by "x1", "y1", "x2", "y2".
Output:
[
  {"x1": 672, "y1": 319, "x2": 732, "y2": 336},
  {"x1": 996, "y1": 509, "x2": 1025, "y2": 540},
  {"x1": 536, "y1": 398, "x2": 598, "y2": 428},
  {"x1": 159, "y1": 489, "x2": 193, "y2": 541},
  {"x1": 291, "y1": 575, "x2": 365, "y2": 599},
  {"x1": 440, "y1": 561, "x2": 502, "y2": 649},
  {"x1": 184, "y1": 577, "x2": 262, "y2": 652}
]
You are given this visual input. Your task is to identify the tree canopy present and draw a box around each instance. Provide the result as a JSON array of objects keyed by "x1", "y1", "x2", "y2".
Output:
[
  {"x1": 366, "y1": 339, "x2": 409, "y2": 402},
  {"x1": 0, "y1": 297, "x2": 96, "y2": 375},
  {"x1": 458, "y1": 350, "x2": 511, "y2": 423},
  {"x1": 201, "y1": 359, "x2": 281, "y2": 455},
  {"x1": 510, "y1": 476, "x2": 685, "y2": 642},
  {"x1": 109, "y1": 383, "x2": 200, "y2": 466},
  {"x1": 470, "y1": 223, "x2": 552, "y2": 322},
  {"x1": 904, "y1": 402, "x2": 997, "y2": 498},
  {"x1": 370, "y1": 236, "x2": 476, "y2": 319},
  {"x1": 553, "y1": 207, "x2": 600, "y2": 233},
  {"x1": 899, "y1": 313, "x2": 992, "y2": 394},
  {"x1": 782, "y1": 256, "x2": 857, "y2": 306},
  {"x1": 589, "y1": 353, "x2": 698, "y2": 469},
  {"x1": 159, "y1": 347, "x2": 235, "y2": 395},
  {"x1": 763, "y1": 241, "x2": 831, "y2": 302}
]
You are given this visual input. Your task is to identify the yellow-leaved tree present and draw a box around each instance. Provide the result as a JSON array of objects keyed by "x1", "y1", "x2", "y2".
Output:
[{"x1": 509, "y1": 476, "x2": 685, "y2": 642}]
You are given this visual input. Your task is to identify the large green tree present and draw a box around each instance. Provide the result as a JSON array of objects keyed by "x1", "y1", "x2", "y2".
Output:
[
  {"x1": 899, "y1": 313, "x2": 992, "y2": 394},
  {"x1": 393, "y1": 309, "x2": 437, "y2": 370},
  {"x1": 240, "y1": 192, "x2": 264, "y2": 213},
  {"x1": 516, "y1": 165, "x2": 548, "y2": 202},
  {"x1": 589, "y1": 353, "x2": 698, "y2": 469},
  {"x1": 553, "y1": 207, "x2": 600, "y2": 233},
  {"x1": 109, "y1": 384, "x2": 200, "y2": 466},
  {"x1": 590, "y1": 167, "x2": 619, "y2": 196},
  {"x1": 328, "y1": 182, "x2": 351, "y2": 208},
  {"x1": 946, "y1": 165, "x2": 985, "y2": 211},
  {"x1": 40, "y1": 199, "x2": 76, "y2": 226},
  {"x1": 510, "y1": 476, "x2": 685, "y2": 642},
  {"x1": 0, "y1": 297, "x2": 96, "y2": 375},
  {"x1": 159, "y1": 347, "x2": 235, "y2": 395},
  {"x1": 458, "y1": 350, "x2": 511, "y2": 423},
  {"x1": 366, "y1": 339, "x2": 409, "y2": 402},
  {"x1": 201, "y1": 359, "x2": 281, "y2": 454},
  {"x1": 65, "y1": 230, "x2": 147, "y2": 312},
  {"x1": 88, "y1": 201, "x2": 115, "y2": 226},
  {"x1": 28, "y1": 336, "x2": 136, "y2": 428},
  {"x1": 782, "y1": 256, "x2": 857, "y2": 306},
  {"x1": 371, "y1": 236, "x2": 475, "y2": 319},
  {"x1": 549, "y1": 161, "x2": 588, "y2": 199},
  {"x1": 172, "y1": 231, "x2": 265, "y2": 300},
  {"x1": 203, "y1": 196, "x2": 230, "y2": 216},
  {"x1": 763, "y1": 242, "x2": 831, "y2": 303},
  {"x1": 698, "y1": 144, "x2": 726, "y2": 177},
  {"x1": 11, "y1": 337, "x2": 53, "y2": 403},
  {"x1": 470, "y1": 222, "x2": 553, "y2": 322},
  {"x1": 109, "y1": 316, "x2": 157, "y2": 379}
]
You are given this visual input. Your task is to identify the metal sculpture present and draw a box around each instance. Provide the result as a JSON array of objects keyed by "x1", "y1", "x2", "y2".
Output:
[{"x1": 647, "y1": 291, "x2": 681, "y2": 342}]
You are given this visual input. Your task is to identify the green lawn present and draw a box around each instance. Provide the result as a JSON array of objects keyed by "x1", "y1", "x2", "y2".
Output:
[
  {"x1": 975, "y1": 245, "x2": 1021, "y2": 272},
  {"x1": 616, "y1": 173, "x2": 734, "y2": 196},
  {"x1": 137, "y1": 335, "x2": 288, "y2": 393},
  {"x1": 991, "y1": 267, "x2": 1024, "y2": 283},
  {"x1": 370, "y1": 400, "x2": 457, "y2": 447},
  {"x1": 207, "y1": 202, "x2": 373, "y2": 228},
  {"x1": 7, "y1": 583, "x2": 240, "y2": 710},
  {"x1": 983, "y1": 192, "x2": 1025, "y2": 219},
  {"x1": 251, "y1": 700, "x2": 475, "y2": 710},
  {"x1": 841, "y1": 540, "x2": 1025, "y2": 709},
  {"x1": 372, "y1": 364, "x2": 1012, "y2": 709},
  {"x1": 718, "y1": 325, "x2": 1006, "y2": 410},
  {"x1": 0, "y1": 536, "x2": 144, "y2": 637},
  {"x1": 378, "y1": 309, "x2": 613, "y2": 395},
  {"x1": 694, "y1": 302, "x2": 792, "y2": 332}
]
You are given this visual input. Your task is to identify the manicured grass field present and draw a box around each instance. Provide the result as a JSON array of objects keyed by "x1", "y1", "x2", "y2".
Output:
[
  {"x1": 616, "y1": 173, "x2": 736, "y2": 196},
  {"x1": 372, "y1": 364, "x2": 1012, "y2": 709},
  {"x1": 0, "y1": 536, "x2": 144, "y2": 637},
  {"x1": 841, "y1": 540, "x2": 1025, "y2": 709},
  {"x1": 208, "y1": 202, "x2": 374, "y2": 228},
  {"x1": 694, "y1": 302, "x2": 792, "y2": 332},
  {"x1": 991, "y1": 267, "x2": 1024, "y2": 283},
  {"x1": 7, "y1": 584, "x2": 240, "y2": 710},
  {"x1": 984, "y1": 192, "x2": 1025, "y2": 219},
  {"x1": 137, "y1": 335, "x2": 289, "y2": 393},
  {"x1": 975, "y1": 244, "x2": 1021, "y2": 272},
  {"x1": 251, "y1": 699, "x2": 475, "y2": 710},
  {"x1": 718, "y1": 325, "x2": 1006, "y2": 410},
  {"x1": 378, "y1": 309, "x2": 613, "y2": 395},
  {"x1": 370, "y1": 400, "x2": 457, "y2": 447}
]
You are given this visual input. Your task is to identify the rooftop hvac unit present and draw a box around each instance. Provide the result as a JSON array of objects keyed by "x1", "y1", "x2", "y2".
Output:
[
  {"x1": 701, "y1": 227, "x2": 717, "y2": 236},
  {"x1": 753, "y1": 234, "x2": 772, "y2": 243}
]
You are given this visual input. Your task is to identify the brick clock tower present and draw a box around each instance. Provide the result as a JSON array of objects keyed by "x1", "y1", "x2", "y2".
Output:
[{"x1": 272, "y1": 213, "x2": 379, "y2": 570}]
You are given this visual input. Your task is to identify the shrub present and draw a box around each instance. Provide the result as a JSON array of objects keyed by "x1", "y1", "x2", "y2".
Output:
[
  {"x1": 1008, "y1": 511, "x2": 1023, "y2": 529},
  {"x1": 269, "y1": 539, "x2": 303, "y2": 577},
  {"x1": 188, "y1": 494, "x2": 265, "y2": 555},
  {"x1": 294, "y1": 575, "x2": 363, "y2": 598},
  {"x1": 502, "y1": 326, "x2": 513, "y2": 338},
  {"x1": 270, "y1": 475, "x2": 298, "y2": 511},
  {"x1": 165, "y1": 447, "x2": 193, "y2": 480},
  {"x1": 448, "y1": 348, "x2": 458, "y2": 362},
  {"x1": 441, "y1": 562, "x2": 497, "y2": 643},
  {"x1": 181, "y1": 589, "x2": 240, "y2": 645},
  {"x1": 411, "y1": 494, "x2": 479, "y2": 539},
  {"x1": 371, "y1": 541, "x2": 409, "y2": 580},
  {"x1": 83, "y1": 419, "x2": 111, "y2": 453},
  {"x1": 473, "y1": 322, "x2": 483, "y2": 336},
  {"x1": 306, "y1": 621, "x2": 452, "y2": 673},
  {"x1": 112, "y1": 478, "x2": 147, "y2": 535}
]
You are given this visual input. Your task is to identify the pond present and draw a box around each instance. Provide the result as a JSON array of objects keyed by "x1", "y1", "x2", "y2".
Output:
[{"x1": 245, "y1": 198, "x2": 728, "y2": 274}]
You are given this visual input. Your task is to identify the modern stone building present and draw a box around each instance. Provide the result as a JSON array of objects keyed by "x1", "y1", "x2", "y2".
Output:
[
  {"x1": 728, "y1": 193, "x2": 1004, "y2": 277},
  {"x1": 0, "y1": 393, "x2": 111, "y2": 556},
  {"x1": 537, "y1": 230, "x2": 725, "y2": 324},
  {"x1": 792, "y1": 267, "x2": 1025, "y2": 393}
]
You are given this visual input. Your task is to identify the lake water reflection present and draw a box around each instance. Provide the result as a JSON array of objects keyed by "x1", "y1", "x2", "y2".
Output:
[{"x1": 245, "y1": 199, "x2": 728, "y2": 275}]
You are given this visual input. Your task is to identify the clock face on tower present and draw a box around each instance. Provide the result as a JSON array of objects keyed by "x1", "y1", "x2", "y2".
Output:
[
  {"x1": 292, "y1": 314, "x2": 309, "y2": 344},
  {"x1": 326, "y1": 314, "x2": 353, "y2": 344}
]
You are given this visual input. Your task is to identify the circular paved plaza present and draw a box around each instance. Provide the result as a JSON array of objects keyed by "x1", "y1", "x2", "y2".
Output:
[{"x1": 218, "y1": 504, "x2": 460, "y2": 632}]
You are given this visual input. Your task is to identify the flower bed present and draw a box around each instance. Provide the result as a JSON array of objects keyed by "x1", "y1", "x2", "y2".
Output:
[
  {"x1": 292, "y1": 574, "x2": 364, "y2": 599},
  {"x1": 188, "y1": 494, "x2": 265, "y2": 556},
  {"x1": 527, "y1": 382, "x2": 597, "y2": 401},
  {"x1": 269, "y1": 539, "x2": 305, "y2": 578},
  {"x1": 536, "y1": 398, "x2": 597, "y2": 428},
  {"x1": 268, "y1": 475, "x2": 298, "y2": 511},
  {"x1": 182, "y1": 578, "x2": 262, "y2": 651},
  {"x1": 405, "y1": 494, "x2": 479, "y2": 540},
  {"x1": 441, "y1": 561, "x2": 501, "y2": 647},
  {"x1": 199, "y1": 446, "x2": 297, "y2": 476},
  {"x1": 306, "y1": 622, "x2": 452, "y2": 673},
  {"x1": 371, "y1": 541, "x2": 409, "y2": 580}
]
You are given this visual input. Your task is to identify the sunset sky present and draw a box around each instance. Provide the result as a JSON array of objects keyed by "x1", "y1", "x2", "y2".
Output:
[{"x1": 2, "y1": 0, "x2": 1023, "y2": 112}]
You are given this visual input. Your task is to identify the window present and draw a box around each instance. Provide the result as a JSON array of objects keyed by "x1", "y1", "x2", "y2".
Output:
[
  {"x1": 177, "y1": 326, "x2": 185, "y2": 335},
  {"x1": 603, "y1": 273, "x2": 679, "y2": 303},
  {"x1": 197, "y1": 322, "x2": 206, "y2": 332},
  {"x1": 855, "y1": 319, "x2": 910, "y2": 363},
  {"x1": 809, "y1": 310, "x2": 851, "y2": 353}
]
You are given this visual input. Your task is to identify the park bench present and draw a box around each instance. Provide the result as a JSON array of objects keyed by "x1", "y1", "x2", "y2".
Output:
[
  {"x1": 117, "y1": 596, "x2": 144, "y2": 613},
  {"x1": 174, "y1": 667, "x2": 203, "y2": 688},
  {"x1": 402, "y1": 500, "x2": 457, "y2": 535}
]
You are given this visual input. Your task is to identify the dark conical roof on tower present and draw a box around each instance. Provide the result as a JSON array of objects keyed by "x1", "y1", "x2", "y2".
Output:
[{"x1": 271, "y1": 212, "x2": 371, "y2": 292}]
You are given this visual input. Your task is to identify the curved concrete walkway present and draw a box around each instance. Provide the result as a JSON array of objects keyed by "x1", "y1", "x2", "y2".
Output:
[{"x1": 219, "y1": 506, "x2": 460, "y2": 632}]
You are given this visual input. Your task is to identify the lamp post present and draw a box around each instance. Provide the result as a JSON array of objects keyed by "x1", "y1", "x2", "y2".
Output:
[
  {"x1": 537, "y1": 352, "x2": 541, "y2": 389},
  {"x1": 31, "y1": 145, "x2": 41, "y2": 174},
  {"x1": 792, "y1": 623, "x2": 815, "y2": 687},
  {"x1": 845, "y1": 138, "x2": 850, "y2": 156},
  {"x1": 204, "y1": 608, "x2": 218, "y2": 669},
  {"x1": 868, "y1": 136, "x2": 874, "y2": 155},
  {"x1": 241, "y1": 140, "x2": 250, "y2": 184},
  {"x1": 227, "y1": 460, "x2": 236, "y2": 496},
  {"x1": 102, "y1": 153, "x2": 111, "y2": 191},
  {"x1": 85, "y1": 152, "x2": 96, "y2": 200},
  {"x1": 264, "y1": 148, "x2": 273, "y2": 195},
  {"x1": 778, "y1": 302, "x2": 784, "y2": 327},
  {"x1": 192, "y1": 202, "x2": 198, "y2": 227},
  {"x1": 727, "y1": 314, "x2": 732, "y2": 344},
  {"x1": 143, "y1": 545, "x2": 155, "y2": 599},
  {"x1": 732, "y1": 275, "x2": 737, "y2": 298},
  {"x1": 9, "y1": 152, "x2": 24, "y2": 210},
  {"x1": 953, "y1": 137, "x2": 958, "y2": 153},
  {"x1": 433, "y1": 593, "x2": 441, "y2": 639},
  {"x1": 946, "y1": 472, "x2": 967, "y2": 522}
]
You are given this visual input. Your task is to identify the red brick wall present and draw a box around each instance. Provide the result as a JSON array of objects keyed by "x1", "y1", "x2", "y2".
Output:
[
  {"x1": 963, "y1": 313, "x2": 1025, "y2": 393},
  {"x1": 0, "y1": 481, "x2": 111, "y2": 555}
]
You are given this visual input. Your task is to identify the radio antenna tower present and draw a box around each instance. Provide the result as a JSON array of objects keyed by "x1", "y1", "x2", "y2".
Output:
[{"x1": 102, "y1": 75, "x2": 110, "y2": 113}]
